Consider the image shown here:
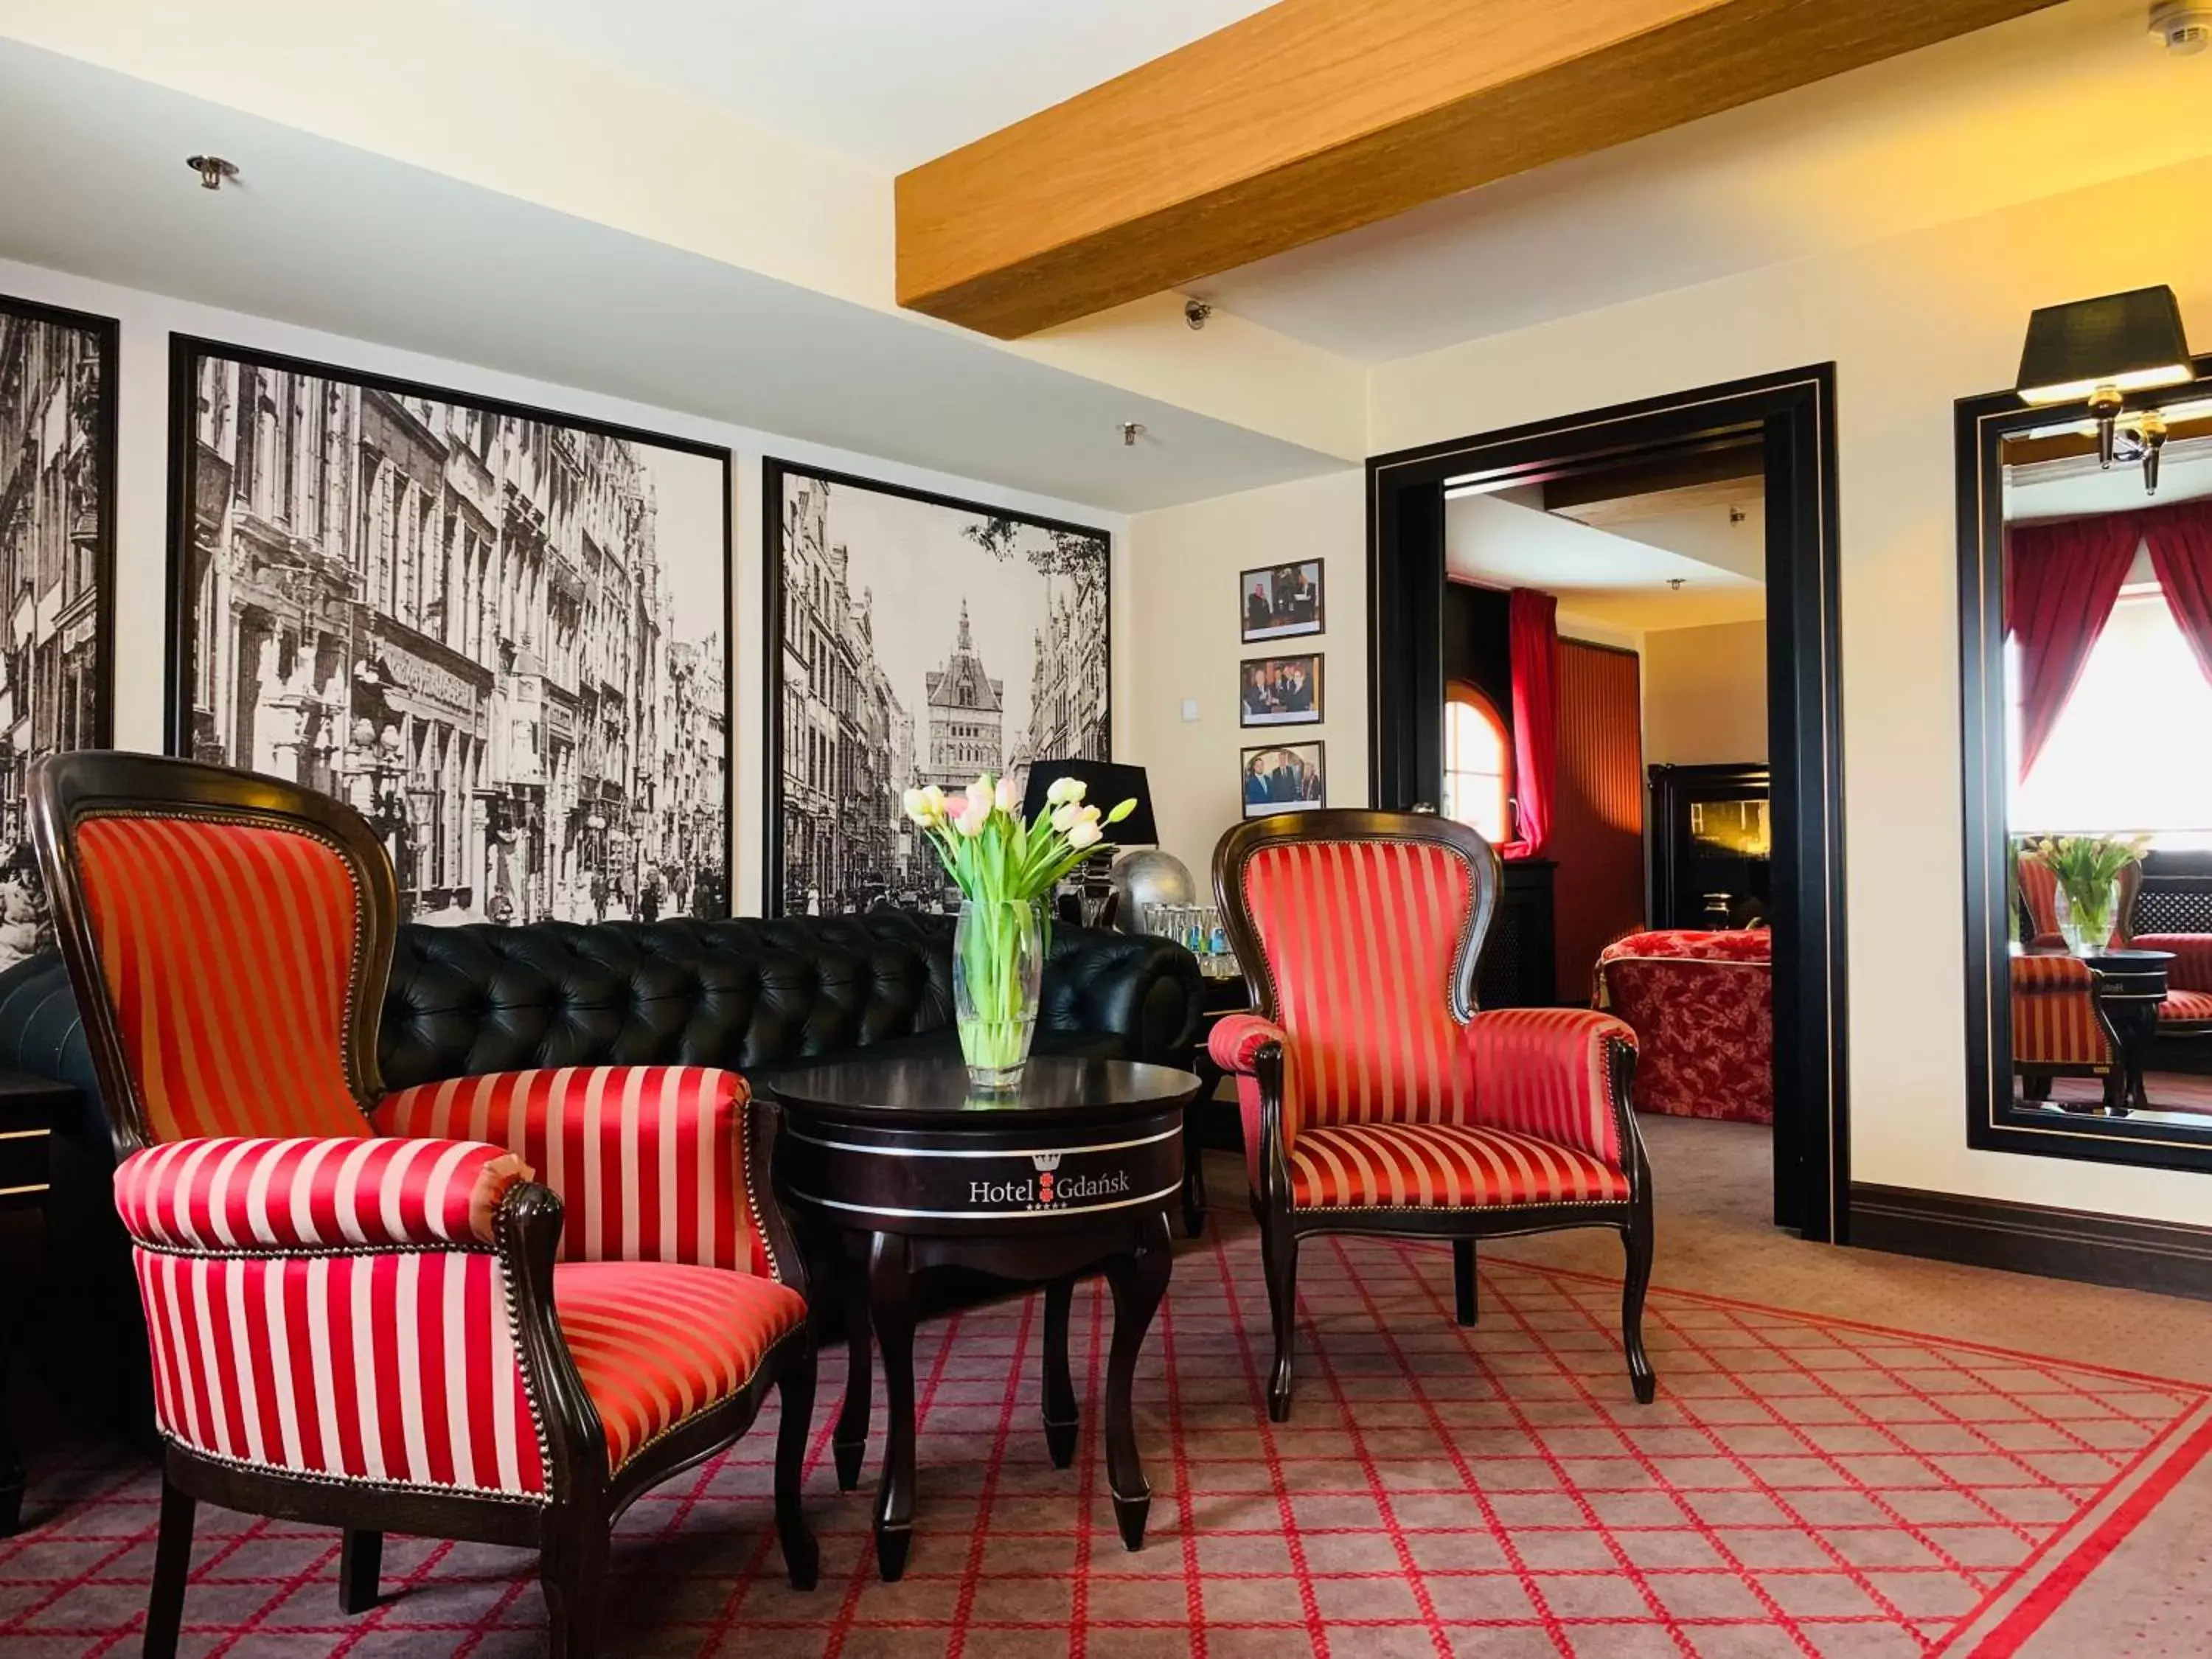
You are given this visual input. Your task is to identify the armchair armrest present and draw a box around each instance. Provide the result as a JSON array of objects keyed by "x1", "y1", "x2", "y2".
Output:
[
  {"x1": 1041, "y1": 925, "x2": 1204, "y2": 1062},
  {"x1": 1209, "y1": 1012, "x2": 1287, "y2": 1074},
  {"x1": 114, "y1": 1135, "x2": 526, "y2": 1253},
  {"x1": 1466, "y1": 1007, "x2": 1636, "y2": 1169},
  {"x1": 375, "y1": 1065, "x2": 785, "y2": 1281}
]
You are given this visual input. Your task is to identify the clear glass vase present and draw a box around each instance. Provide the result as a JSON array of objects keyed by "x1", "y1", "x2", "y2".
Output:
[
  {"x1": 954, "y1": 897, "x2": 1044, "y2": 1091},
  {"x1": 2055, "y1": 879, "x2": 2116, "y2": 956}
]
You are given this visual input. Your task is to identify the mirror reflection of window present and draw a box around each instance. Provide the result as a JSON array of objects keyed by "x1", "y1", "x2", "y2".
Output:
[
  {"x1": 2010, "y1": 578, "x2": 2212, "y2": 846},
  {"x1": 1443, "y1": 684, "x2": 1512, "y2": 844}
]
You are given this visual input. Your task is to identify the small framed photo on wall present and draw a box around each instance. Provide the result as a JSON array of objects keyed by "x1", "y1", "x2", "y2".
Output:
[
  {"x1": 1239, "y1": 653, "x2": 1323, "y2": 727},
  {"x1": 1241, "y1": 742, "x2": 1326, "y2": 818},
  {"x1": 1239, "y1": 559, "x2": 1324, "y2": 641}
]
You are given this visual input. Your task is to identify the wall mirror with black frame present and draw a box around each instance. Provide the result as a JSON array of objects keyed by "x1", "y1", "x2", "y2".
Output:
[{"x1": 1958, "y1": 315, "x2": 2212, "y2": 1173}]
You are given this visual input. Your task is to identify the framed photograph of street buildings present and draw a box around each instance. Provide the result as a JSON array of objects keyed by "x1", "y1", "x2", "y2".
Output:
[
  {"x1": 765, "y1": 461, "x2": 1111, "y2": 916},
  {"x1": 0, "y1": 294, "x2": 116, "y2": 973},
  {"x1": 166, "y1": 336, "x2": 731, "y2": 928}
]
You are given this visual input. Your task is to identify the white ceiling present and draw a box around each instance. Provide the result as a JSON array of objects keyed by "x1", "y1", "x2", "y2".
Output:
[
  {"x1": 445, "y1": 0, "x2": 1276, "y2": 172},
  {"x1": 1203, "y1": 0, "x2": 2212, "y2": 361},
  {"x1": 1447, "y1": 493, "x2": 1764, "y2": 634},
  {"x1": 0, "y1": 39, "x2": 1339, "y2": 513}
]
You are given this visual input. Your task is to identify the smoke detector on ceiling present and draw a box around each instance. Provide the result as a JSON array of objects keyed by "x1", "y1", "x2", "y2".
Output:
[{"x1": 2151, "y1": 2, "x2": 2212, "y2": 55}]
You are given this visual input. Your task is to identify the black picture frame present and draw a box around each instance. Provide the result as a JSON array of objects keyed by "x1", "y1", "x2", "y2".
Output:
[
  {"x1": 1240, "y1": 740, "x2": 1326, "y2": 818},
  {"x1": 1238, "y1": 652, "x2": 1324, "y2": 728},
  {"x1": 1367, "y1": 364, "x2": 1848, "y2": 1244},
  {"x1": 1239, "y1": 559, "x2": 1325, "y2": 642},
  {"x1": 1956, "y1": 356, "x2": 2212, "y2": 1176},
  {"x1": 762, "y1": 458, "x2": 1113, "y2": 918},
  {"x1": 163, "y1": 333, "x2": 734, "y2": 926},
  {"x1": 0, "y1": 292, "x2": 117, "y2": 973}
]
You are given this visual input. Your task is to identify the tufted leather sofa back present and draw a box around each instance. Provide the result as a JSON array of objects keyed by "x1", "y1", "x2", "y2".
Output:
[{"x1": 377, "y1": 909, "x2": 1200, "y2": 1092}]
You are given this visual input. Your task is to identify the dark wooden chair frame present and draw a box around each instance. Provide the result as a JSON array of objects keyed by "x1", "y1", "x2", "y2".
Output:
[
  {"x1": 28, "y1": 753, "x2": 818, "y2": 1659},
  {"x1": 1213, "y1": 808, "x2": 1655, "y2": 1422}
]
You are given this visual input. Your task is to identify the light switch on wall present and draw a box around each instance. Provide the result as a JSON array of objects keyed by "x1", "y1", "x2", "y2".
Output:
[{"x1": 1180, "y1": 698, "x2": 1200, "y2": 723}]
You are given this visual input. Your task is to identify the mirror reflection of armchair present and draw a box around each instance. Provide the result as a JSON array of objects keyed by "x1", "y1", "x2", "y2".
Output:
[
  {"x1": 2009, "y1": 952, "x2": 2119, "y2": 1104},
  {"x1": 2117, "y1": 859, "x2": 2212, "y2": 1038}
]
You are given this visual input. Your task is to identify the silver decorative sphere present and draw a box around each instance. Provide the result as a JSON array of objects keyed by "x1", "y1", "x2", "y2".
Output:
[{"x1": 1110, "y1": 848, "x2": 1197, "y2": 919}]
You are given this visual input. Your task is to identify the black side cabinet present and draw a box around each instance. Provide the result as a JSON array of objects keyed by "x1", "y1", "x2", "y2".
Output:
[
  {"x1": 1648, "y1": 764, "x2": 1772, "y2": 930},
  {"x1": 1478, "y1": 858, "x2": 1557, "y2": 1009}
]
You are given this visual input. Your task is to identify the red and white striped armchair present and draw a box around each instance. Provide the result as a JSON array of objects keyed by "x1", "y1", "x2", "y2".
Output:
[
  {"x1": 28, "y1": 754, "x2": 816, "y2": 1659},
  {"x1": 1211, "y1": 810, "x2": 1653, "y2": 1422},
  {"x1": 2010, "y1": 950, "x2": 2118, "y2": 1102}
]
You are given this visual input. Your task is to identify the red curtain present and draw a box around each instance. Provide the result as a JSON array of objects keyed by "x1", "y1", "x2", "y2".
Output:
[
  {"x1": 2144, "y1": 499, "x2": 2212, "y2": 690},
  {"x1": 2006, "y1": 515, "x2": 2140, "y2": 781},
  {"x1": 1502, "y1": 587, "x2": 1558, "y2": 859}
]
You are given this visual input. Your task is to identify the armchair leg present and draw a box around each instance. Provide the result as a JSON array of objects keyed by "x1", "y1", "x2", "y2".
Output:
[
  {"x1": 338, "y1": 1528, "x2": 382, "y2": 1614},
  {"x1": 144, "y1": 1475, "x2": 195, "y2": 1659},
  {"x1": 540, "y1": 1527, "x2": 609, "y2": 1659},
  {"x1": 774, "y1": 1349, "x2": 820, "y2": 1591},
  {"x1": 1452, "y1": 1239, "x2": 1478, "y2": 1328},
  {"x1": 1258, "y1": 1210, "x2": 1300, "y2": 1422},
  {"x1": 1621, "y1": 1211, "x2": 1657, "y2": 1405}
]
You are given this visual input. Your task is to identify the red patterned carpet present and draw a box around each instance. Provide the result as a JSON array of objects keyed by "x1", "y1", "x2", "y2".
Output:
[{"x1": 1, "y1": 1206, "x2": 2208, "y2": 1658}]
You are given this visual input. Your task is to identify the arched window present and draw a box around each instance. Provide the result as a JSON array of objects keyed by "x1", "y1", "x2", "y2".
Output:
[{"x1": 1444, "y1": 683, "x2": 1514, "y2": 845}]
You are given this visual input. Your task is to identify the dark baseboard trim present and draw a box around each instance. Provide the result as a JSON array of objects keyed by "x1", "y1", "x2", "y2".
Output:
[{"x1": 1849, "y1": 1182, "x2": 2212, "y2": 1301}]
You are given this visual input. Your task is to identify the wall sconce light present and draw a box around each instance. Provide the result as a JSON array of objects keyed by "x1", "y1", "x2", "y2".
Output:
[{"x1": 2015, "y1": 285, "x2": 2197, "y2": 493}]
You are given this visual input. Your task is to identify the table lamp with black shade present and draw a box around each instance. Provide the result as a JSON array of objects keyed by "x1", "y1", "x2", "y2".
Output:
[{"x1": 1020, "y1": 759, "x2": 1166, "y2": 928}]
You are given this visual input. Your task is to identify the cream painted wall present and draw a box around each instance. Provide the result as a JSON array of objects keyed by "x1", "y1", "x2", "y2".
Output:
[
  {"x1": 1350, "y1": 153, "x2": 2212, "y2": 1225},
  {"x1": 0, "y1": 254, "x2": 1127, "y2": 917},
  {"x1": 1126, "y1": 470, "x2": 1366, "y2": 881},
  {"x1": 1643, "y1": 621, "x2": 1769, "y2": 767}
]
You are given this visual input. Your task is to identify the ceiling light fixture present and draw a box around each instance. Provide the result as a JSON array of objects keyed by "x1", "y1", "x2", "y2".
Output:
[
  {"x1": 1183, "y1": 298, "x2": 1214, "y2": 331},
  {"x1": 2151, "y1": 2, "x2": 2212, "y2": 54},
  {"x1": 2014, "y1": 284, "x2": 2197, "y2": 494},
  {"x1": 186, "y1": 155, "x2": 238, "y2": 190},
  {"x1": 1119, "y1": 422, "x2": 1146, "y2": 447}
]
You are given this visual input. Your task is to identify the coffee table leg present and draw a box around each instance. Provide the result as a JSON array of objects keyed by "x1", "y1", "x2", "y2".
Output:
[
  {"x1": 1040, "y1": 1277, "x2": 1079, "y2": 1468},
  {"x1": 833, "y1": 1237, "x2": 872, "y2": 1493},
  {"x1": 867, "y1": 1230, "x2": 917, "y2": 1582},
  {"x1": 1102, "y1": 1211, "x2": 1172, "y2": 1552}
]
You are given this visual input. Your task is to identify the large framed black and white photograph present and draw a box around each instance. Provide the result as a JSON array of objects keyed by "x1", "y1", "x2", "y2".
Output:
[
  {"x1": 0, "y1": 293, "x2": 116, "y2": 972},
  {"x1": 765, "y1": 461, "x2": 1111, "y2": 916},
  {"x1": 167, "y1": 336, "x2": 732, "y2": 928}
]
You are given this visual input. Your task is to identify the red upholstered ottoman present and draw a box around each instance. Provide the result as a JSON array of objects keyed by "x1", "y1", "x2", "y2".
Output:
[{"x1": 1594, "y1": 929, "x2": 1773, "y2": 1123}]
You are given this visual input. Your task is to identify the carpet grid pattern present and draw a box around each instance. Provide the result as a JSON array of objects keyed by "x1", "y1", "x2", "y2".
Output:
[{"x1": 0, "y1": 1206, "x2": 2205, "y2": 1658}]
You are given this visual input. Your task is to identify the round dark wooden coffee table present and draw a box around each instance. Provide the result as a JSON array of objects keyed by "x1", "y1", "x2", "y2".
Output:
[
  {"x1": 2081, "y1": 948, "x2": 2175, "y2": 1114},
  {"x1": 764, "y1": 1055, "x2": 1198, "y2": 1582}
]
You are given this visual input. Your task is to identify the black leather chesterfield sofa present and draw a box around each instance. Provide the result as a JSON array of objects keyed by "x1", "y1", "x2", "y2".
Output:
[{"x1": 0, "y1": 908, "x2": 1202, "y2": 1433}]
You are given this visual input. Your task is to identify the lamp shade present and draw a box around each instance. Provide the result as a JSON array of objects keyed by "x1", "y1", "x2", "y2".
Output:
[
  {"x1": 2015, "y1": 285, "x2": 2194, "y2": 406},
  {"x1": 1020, "y1": 759, "x2": 1158, "y2": 846}
]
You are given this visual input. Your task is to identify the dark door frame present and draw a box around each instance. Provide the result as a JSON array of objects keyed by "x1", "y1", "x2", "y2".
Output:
[{"x1": 1366, "y1": 365, "x2": 1848, "y2": 1242}]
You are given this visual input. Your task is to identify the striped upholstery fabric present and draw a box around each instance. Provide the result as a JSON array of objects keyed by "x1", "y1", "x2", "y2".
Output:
[
  {"x1": 2017, "y1": 855, "x2": 2064, "y2": 946},
  {"x1": 376, "y1": 1067, "x2": 774, "y2": 1281},
  {"x1": 115, "y1": 1136, "x2": 526, "y2": 1253},
  {"x1": 133, "y1": 1246, "x2": 549, "y2": 1499},
  {"x1": 2010, "y1": 954, "x2": 2112, "y2": 1068},
  {"x1": 1464, "y1": 1007, "x2": 1632, "y2": 1167},
  {"x1": 1239, "y1": 840, "x2": 1480, "y2": 1132},
  {"x1": 2158, "y1": 987, "x2": 2212, "y2": 1025},
  {"x1": 1290, "y1": 1121, "x2": 1630, "y2": 1210},
  {"x1": 556, "y1": 1261, "x2": 807, "y2": 1472},
  {"x1": 74, "y1": 813, "x2": 372, "y2": 1143},
  {"x1": 2136, "y1": 933, "x2": 2212, "y2": 994}
]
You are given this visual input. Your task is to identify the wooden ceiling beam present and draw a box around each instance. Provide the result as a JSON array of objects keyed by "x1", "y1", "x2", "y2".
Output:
[{"x1": 896, "y1": 0, "x2": 2062, "y2": 339}]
